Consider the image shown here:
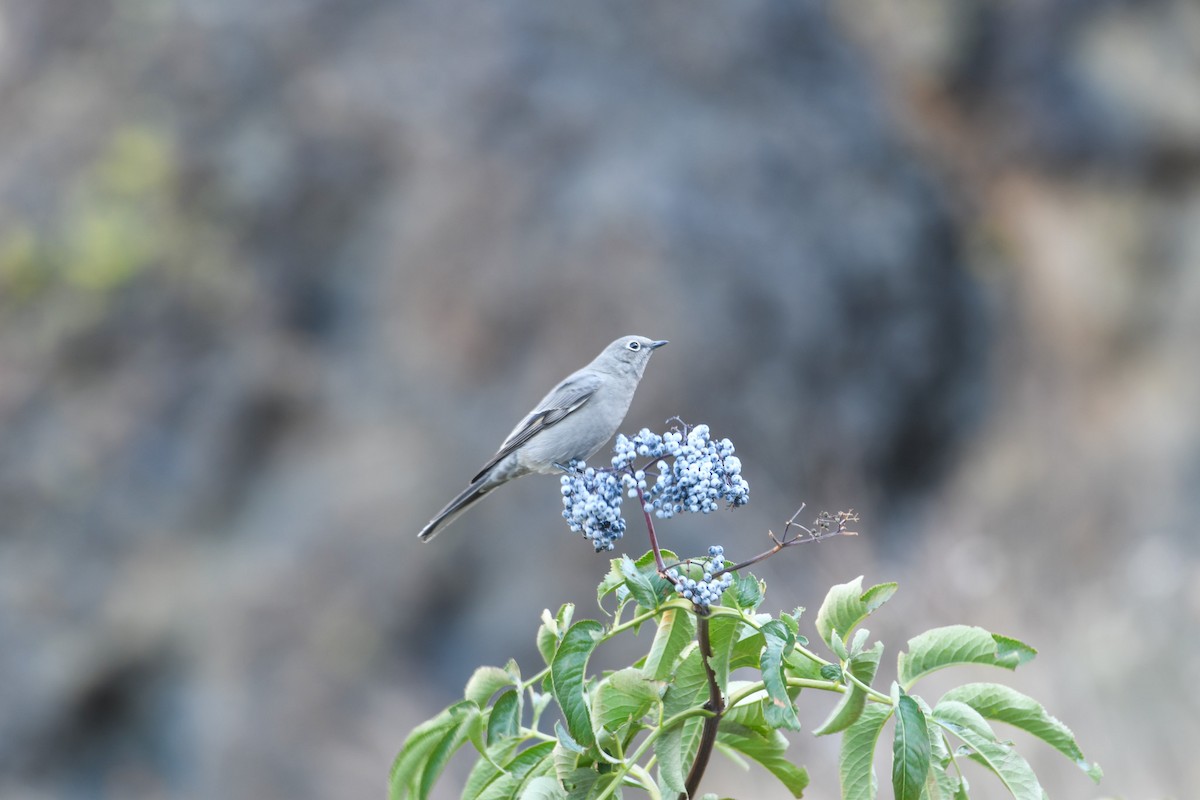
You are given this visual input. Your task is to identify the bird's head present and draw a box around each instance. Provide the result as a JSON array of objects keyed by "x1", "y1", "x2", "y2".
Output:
[{"x1": 602, "y1": 335, "x2": 668, "y2": 377}]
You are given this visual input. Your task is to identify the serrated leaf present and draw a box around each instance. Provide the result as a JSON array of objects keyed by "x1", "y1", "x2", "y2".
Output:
[
  {"x1": 566, "y1": 768, "x2": 618, "y2": 800},
  {"x1": 655, "y1": 719, "x2": 687, "y2": 795},
  {"x1": 729, "y1": 627, "x2": 766, "y2": 672},
  {"x1": 474, "y1": 740, "x2": 557, "y2": 800},
  {"x1": 933, "y1": 701, "x2": 1042, "y2": 800},
  {"x1": 759, "y1": 620, "x2": 801, "y2": 730},
  {"x1": 537, "y1": 618, "x2": 558, "y2": 667},
  {"x1": 925, "y1": 759, "x2": 962, "y2": 800},
  {"x1": 892, "y1": 693, "x2": 931, "y2": 800},
  {"x1": 939, "y1": 683, "x2": 1101, "y2": 782},
  {"x1": 555, "y1": 720, "x2": 586, "y2": 753},
  {"x1": 731, "y1": 574, "x2": 764, "y2": 610},
  {"x1": 596, "y1": 560, "x2": 628, "y2": 611},
  {"x1": 644, "y1": 607, "x2": 696, "y2": 680},
  {"x1": 621, "y1": 555, "x2": 661, "y2": 610},
  {"x1": 389, "y1": 701, "x2": 477, "y2": 800},
  {"x1": 662, "y1": 645, "x2": 707, "y2": 718},
  {"x1": 556, "y1": 604, "x2": 575, "y2": 631},
  {"x1": 783, "y1": 648, "x2": 824, "y2": 681},
  {"x1": 706, "y1": 614, "x2": 741, "y2": 693},
  {"x1": 465, "y1": 711, "x2": 491, "y2": 767},
  {"x1": 660, "y1": 646, "x2": 708, "y2": 790},
  {"x1": 838, "y1": 702, "x2": 891, "y2": 800},
  {"x1": 465, "y1": 667, "x2": 513, "y2": 706},
  {"x1": 635, "y1": 548, "x2": 679, "y2": 569},
  {"x1": 519, "y1": 775, "x2": 567, "y2": 800},
  {"x1": 829, "y1": 631, "x2": 850, "y2": 661},
  {"x1": 898, "y1": 626, "x2": 1036, "y2": 690},
  {"x1": 487, "y1": 690, "x2": 520, "y2": 744},
  {"x1": 813, "y1": 641, "x2": 883, "y2": 736},
  {"x1": 596, "y1": 667, "x2": 661, "y2": 732},
  {"x1": 550, "y1": 620, "x2": 604, "y2": 749},
  {"x1": 721, "y1": 681, "x2": 774, "y2": 735},
  {"x1": 462, "y1": 738, "x2": 522, "y2": 800},
  {"x1": 815, "y1": 576, "x2": 897, "y2": 652},
  {"x1": 530, "y1": 690, "x2": 553, "y2": 729},
  {"x1": 717, "y1": 723, "x2": 810, "y2": 797}
]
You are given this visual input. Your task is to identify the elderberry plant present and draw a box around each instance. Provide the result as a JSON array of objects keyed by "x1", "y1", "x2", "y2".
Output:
[{"x1": 391, "y1": 424, "x2": 1102, "y2": 800}]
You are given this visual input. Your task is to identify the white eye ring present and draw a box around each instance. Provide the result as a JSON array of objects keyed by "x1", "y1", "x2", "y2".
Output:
[{"x1": 627, "y1": 340, "x2": 641, "y2": 351}]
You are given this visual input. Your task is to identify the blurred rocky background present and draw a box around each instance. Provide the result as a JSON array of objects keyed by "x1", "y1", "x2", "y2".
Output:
[{"x1": 1, "y1": 0, "x2": 1197, "y2": 798}]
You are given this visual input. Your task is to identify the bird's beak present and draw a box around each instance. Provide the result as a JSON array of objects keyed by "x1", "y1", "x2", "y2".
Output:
[{"x1": 649, "y1": 340, "x2": 669, "y2": 350}]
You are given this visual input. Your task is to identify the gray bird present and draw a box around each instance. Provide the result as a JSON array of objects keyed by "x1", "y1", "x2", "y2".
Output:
[{"x1": 418, "y1": 335, "x2": 668, "y2": 541}]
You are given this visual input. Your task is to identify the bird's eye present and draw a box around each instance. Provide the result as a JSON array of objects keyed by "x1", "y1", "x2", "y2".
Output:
[{"x1": 626, "y1": 340, "x2": 641, "y2": 351}]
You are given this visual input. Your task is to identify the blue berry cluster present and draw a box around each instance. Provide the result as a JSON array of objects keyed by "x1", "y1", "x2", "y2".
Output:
[
  {"x1": 667, "y1": 545, "x2": 734, "y2": 609},
  {"x1": 611, "y1": 424, "x2": 750, "y2": 519},
  {"x1": 560, "y1": 462, "x2": 626, "y2": 551}
]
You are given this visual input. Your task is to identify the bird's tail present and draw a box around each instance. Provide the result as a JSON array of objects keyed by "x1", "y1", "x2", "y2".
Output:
[{"x1": 417, "y1": 473, "x2": 496, "y2": 541}]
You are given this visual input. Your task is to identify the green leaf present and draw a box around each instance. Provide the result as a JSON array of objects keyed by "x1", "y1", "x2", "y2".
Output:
[
  {"x1": 892, "y1": 692, "x2": 931, "y2": 800},
  {"x1": 655, "y1": 720, "x2": 687, "y2": 795},
  {"x1": 933, "y1": 701, "x2": 1042, "y2": 800},
  {"x1": 730, "y1": 574, "x2": 764, "y2": 610},
  {"x1": 644, "y1": 607, "x2": 696, "y2": 680},
  {"x1": 596, "y1": 560, "x2": 628, "y2": 612},
  {"x1": 898, "y1": 626, "x2": 1036, "y2": 690},
  {"x1": 721, "y1": 681, "x2": 774, "y2": 735},
  {"x1": 662, "y1": 645, "x2": 707, "y2": 719},
  {"x1": 462, "y1": 739, "x2": 522, "y2": 800},
  {"x1": 706, "y1": 614, "x2": 742, "y2": 694},
  {"x1": 819, "y1": 664, "x2": 843, "y2": 682},
  {"x1": 537, "y1": 605, "x2": 574, "y2": 666},
  {"x1": 838, "y1": 702, "x2": 891, "y2": 800},
  {"x1": 815, "y1": 576, "x2": 897, "y2": 652},
  {"x1": 635, "y1": 548, "x2": 679, "y2": 569},
  {"x1": 537, "y1": 626, "x2": 558, "y2": 667},
  {"x1": 783, "y1": 647, "x2": 824, "y2": 681},
  {"x1": 729, "y1": 627, "x2": 766, "y2": 672},
  {"x1": 717, "y1": 723, "x2": 810, "y2": 797},
  {"x1": 565, "y1": 768, "x2": 618, "y2": 800},
  {"x1": 660, "y1": 646, "x2": 708, "y2": 791},
  {"x1": 939, "y1": 683, "x2": 1102, "y2": 782},
  {"x1": 519, "y1": 775, "x2": 567, "y2": 800},
  {"x1": 595, "y1": 667, "x2": 661, "y2": 733},
  {"x1": 487, "y1": 690, "x2": 521, "y2": 744},
  {"x1": 813, "y1": 641, "x2": 883, "y2": 736},
  {"x1": 466, "y1": 666, "x2": 514, "y2": 706},
  {"x1": 550, "y1": 620, "x2": 605, "y2": 749},
  {"x1": 759, "y1": 620, "x2": 801, "y2": 730},
  {"x1": 925, "y1": 760, "x2": 963, "y2": 800},
  {"x1": 555, "y1": 721, "x2": 586, "y2": 754},
  {"x1": 529, "y1": 690, "x2": 553, "y2": 730},
  {"x1": 621, "y1": 555, "x2": 661, "y2": 610},
  {"x1": 389, "y1": 701, "x2": 478, "y2": 800},
  {"x1": 474, "y1": 741, "x2": 557, "y2": 800},
  {"x1": 828, "y1": 631, "x2": 850, "y2": 661}
]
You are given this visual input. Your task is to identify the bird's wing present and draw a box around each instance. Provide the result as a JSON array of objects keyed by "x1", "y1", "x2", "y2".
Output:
[{"x1": 471, "y1": 372, "x2": 601, "y2": 482}]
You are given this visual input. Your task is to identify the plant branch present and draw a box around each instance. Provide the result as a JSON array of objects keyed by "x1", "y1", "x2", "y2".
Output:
[
  {"x1": 636, "y1": 484, "x2": 668, "y2": 572},
  {"x1": 714, "y1": 506, "x2": 859, "y2": 578},
  {"x1": 592, "y1": 706, "x2": 715, "y2": 800},
  {"x1": 680, "y1": 614, "x2": 725, "y2": 800}
]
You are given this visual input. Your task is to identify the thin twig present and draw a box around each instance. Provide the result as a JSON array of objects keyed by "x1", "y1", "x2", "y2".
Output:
[
  {"x1": 713, "y1": 507, "x2": 858, "y2": 578},
  {"x1": 636, "y1": 485, "x2": 668, "y2": 573}
]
